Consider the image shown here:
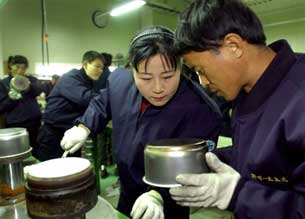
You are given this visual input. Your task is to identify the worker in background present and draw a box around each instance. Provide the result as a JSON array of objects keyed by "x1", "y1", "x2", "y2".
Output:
[
  {"x1": 93, "y1": 52, "x2": 112, "y2": 92},
  {"x1": 60, "y1": 26, "x2": 222, "y2": 219},
  {"x1": 169, "y1": 0, "x2": 305, "y2": 218},
  {"x1": 41, "y1": 74, "x2": 60, "y2": 97},
  {"x1": 0, "y1": 55, "x2": 43, "y2": 157},
  {"x1": 36, "y1": 51, "x2": 104, "y2": 161}
]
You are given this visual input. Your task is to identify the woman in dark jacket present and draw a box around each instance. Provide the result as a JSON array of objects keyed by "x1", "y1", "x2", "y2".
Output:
[
  {"x1": 60, "y1": 26, "x2": 222, "y2": 219},
  {"x1": 0, "y1": 55, "x2": 43, "y2": 157}
]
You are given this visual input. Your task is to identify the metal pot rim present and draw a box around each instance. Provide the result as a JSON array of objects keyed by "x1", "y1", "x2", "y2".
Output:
[
  {"x1": 146, "y1": 138, "x2": 206, "y2": 151},
  {"x1": 0, "y1": 128, "x2": 27, "y2": 139}
]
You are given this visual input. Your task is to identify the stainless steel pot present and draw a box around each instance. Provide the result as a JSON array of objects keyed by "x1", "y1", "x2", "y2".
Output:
[
  {"x1": 10, "y1": 75, "x2": 30, "y2": 92},
  {"x1": 144, "y1": 138, "x2": 209, "y2": 188},
  {"x1": 0, "y1": 128, "x2": 32, "y2": 164},
  {"x1": 0, "y1": 128, "x2": 31, "y2": 205}
]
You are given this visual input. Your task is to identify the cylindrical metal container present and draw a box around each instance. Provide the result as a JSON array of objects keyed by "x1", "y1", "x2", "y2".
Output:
[
  {"x1": 0, "y1": 128, "x2": 32, "y2": 164},
  {"x1": 0, "y1": 163, "x2": 25, "y2": 203},
  {"x1": 144, "y1": 138, "x2": 209, "y2": 187},
  {"x1": 0, "y1": 128, "x2": 31, "y2": 205},
  {"x1": 25, "y1": 157, "x2": 97, "y2": 219},
  {"x1": 10, "y1": 75, "x2": 30, "y2": 92}
]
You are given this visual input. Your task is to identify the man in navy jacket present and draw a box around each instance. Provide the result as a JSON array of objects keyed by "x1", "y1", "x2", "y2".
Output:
[
  {"x1": 36, "y1": 50, "x2": 104, "y2": 161},
  {"x1": 169, "y1": 0, "x2": 305, "y2": 218}
]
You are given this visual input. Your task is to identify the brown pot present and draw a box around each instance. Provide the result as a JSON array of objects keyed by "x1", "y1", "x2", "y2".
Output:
[{"x1": 25, "y1": 158, "x2": 97, "y2": 219}]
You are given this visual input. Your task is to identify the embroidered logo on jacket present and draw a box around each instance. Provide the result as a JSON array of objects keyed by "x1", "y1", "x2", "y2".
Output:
[{"x1": 250, "y1": 173, "x2": 289, "y2": 183}]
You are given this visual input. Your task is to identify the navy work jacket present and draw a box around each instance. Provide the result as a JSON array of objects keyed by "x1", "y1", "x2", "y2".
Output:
[
  {"x1": 43, "y1": 68, "x2": 98, "y2": 129},
  {"x1": 215, "y1": 40, "x2": 305, "y2": 218},
  {"x1": 0, "y1": 75, "x2": 42, "y2": 126}
]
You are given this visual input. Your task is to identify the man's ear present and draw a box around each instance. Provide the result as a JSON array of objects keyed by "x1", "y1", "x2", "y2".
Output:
[{"x1": 223, "y1": 33, "x2": 244, "y2": 58}]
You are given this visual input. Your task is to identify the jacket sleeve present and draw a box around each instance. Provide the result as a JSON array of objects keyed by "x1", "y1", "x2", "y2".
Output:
[
  {"x1": 228, "y1": 105, "x2": 305, "y2": 218},
  {"x1": 26, "y1": 76, "x2": 44, "y2": 97},
  {"x1": 59, "y1": 76, "x2": 97, "y2": 108},
  {"x1": 0, "y1": 81, "x2": 18, "y2": 114},
  {"x1": 76, "y1": 88, "x2": 111, "y2": 134},
  {"x1": 228, "y1": 177, "x2": 305, "y2": 218}
]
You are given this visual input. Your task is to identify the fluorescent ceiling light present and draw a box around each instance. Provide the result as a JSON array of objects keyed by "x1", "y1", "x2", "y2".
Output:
[{"x1": 110, "y1": 0, "x2": 146, "y2": 17}]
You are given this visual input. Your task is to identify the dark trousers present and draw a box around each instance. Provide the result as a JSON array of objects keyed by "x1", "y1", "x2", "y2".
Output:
[
  {"x1": 36, "y1": 124, "x2": 81, "y2": 161},
  {"x1": 93, "y1": 127, "x2": 114, "y2": 166}
]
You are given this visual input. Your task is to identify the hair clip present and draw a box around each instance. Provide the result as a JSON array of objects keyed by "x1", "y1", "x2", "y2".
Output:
[{"x1": 130, "y1": 29, "x2": 174, "y2": 47}]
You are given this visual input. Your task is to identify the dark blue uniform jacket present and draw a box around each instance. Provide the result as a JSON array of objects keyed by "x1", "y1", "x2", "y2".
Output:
[
  {"x1": 43, "y1": 68, "x2": 97, "y2": 129},
  {"x1": 0, "y1": 75, "x2": 42, "y2": 126},
  {"x1": 36, "y1": 68, "x2": 98, "y2": 161},
  {"x1": 77, "y1": 68, "x2": 222, "y2": 218},
  {"x1": 215, "y1": 40, "x2": 305, "y2": 218}
]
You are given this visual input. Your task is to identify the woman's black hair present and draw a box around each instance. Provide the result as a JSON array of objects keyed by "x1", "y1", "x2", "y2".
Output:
[
  {"x1": 128, "y1": 26, "x2": 179, "y2": 72},
  {"x1": 175, "y1": 0, "x2": 266, "y2": 55},
  {"x1": 8, "y1": 55, "x2": 29, "y2": 70}
]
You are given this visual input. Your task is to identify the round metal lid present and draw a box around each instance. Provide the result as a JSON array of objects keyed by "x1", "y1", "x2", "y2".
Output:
[{"x1": 27, "y1": 157, "x2": 93, "y2": 189}]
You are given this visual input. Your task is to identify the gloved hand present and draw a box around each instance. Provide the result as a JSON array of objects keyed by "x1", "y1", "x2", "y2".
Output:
[
  {"x1": 131, "y1": 190, "x2": 164, "y2": 219},
  {"x1": 60, "y1": 125, "x2": 90, "y2": 154},
  {"x1": 169, "y1": 152, "x2": 240, "y2": 210},
  {"x1": 8, "y1": 87, "x2": 22, "y2": 100}
]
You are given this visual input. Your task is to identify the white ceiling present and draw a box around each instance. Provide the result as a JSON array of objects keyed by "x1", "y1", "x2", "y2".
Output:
[
  {"x1": 146, "y1": 0, "x2": 305, "y2": 18},
  {"x1": 244, "y1": 0, "x2": 305, "y2": 14}
]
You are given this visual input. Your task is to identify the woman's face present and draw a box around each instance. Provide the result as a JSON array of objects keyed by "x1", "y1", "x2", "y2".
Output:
[
  {"x1": 133, "y1": 54, "x2": 181, "y2": 107},
  {"x1": 11, "y1": 63, "x2": 27, "y2": 76}
]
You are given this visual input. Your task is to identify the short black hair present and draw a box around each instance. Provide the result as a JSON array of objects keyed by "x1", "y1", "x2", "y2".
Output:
[
  {"x1": 8, "y1": 55, "x2": 29, "y2": 69},
  {"x1": 175, "y1": 0, "x2": 266, "y2": 55},
  {"x1": 101, "y1": 53, "x2": 113, "y2": 67},
  {"x1": 82, "y1": 50, "x2": 105, "y2": 63},
  {"x1": 128, "y1": 25, "x2": 179, "y2": 72}
]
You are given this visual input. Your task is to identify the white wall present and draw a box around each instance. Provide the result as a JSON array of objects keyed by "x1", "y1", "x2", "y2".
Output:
[
  {"x1": 0, "y1": 0, "x2": 143, "y2": 76},
  {"x1": 258, "y1": 4, "x2": 305, "y2": 52}
]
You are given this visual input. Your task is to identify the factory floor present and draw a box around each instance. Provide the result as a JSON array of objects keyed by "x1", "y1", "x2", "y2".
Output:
[{"x1": 99, "y1": 136, "x2": 234, "y2": 219}]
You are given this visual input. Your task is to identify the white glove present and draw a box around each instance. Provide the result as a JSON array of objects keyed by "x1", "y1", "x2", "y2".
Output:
[
  {"x1": 8, "y1": 88, "x2": 22, "y2": 100},
  {"x1": 169, "y1": 152, "x2": 240, "y2": 210},
  {"x1": 131, "y1": 190, "x2": 164, "y2": 219},
  {"x1": 60, "y1": 125, "x2": 90, "y2": 154}
]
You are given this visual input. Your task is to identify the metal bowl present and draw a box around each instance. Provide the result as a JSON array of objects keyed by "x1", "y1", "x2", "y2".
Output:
[
  {"x1": 10, "y1": 75, "x2": 30, "y2": 92},
  {"x1": 0, "y1": 128, "x2": 31, "y2": 163},
  {"x1": 144, "y1": 138, "x2": 209, "y2": 188}
]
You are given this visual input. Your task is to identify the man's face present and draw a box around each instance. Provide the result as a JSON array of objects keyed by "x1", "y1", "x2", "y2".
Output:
[
  {"x1": 133, "y1": 54, "x2": 181, "y2": 107},
  {"x1": 183, "y1": 46, "x2": 244, "y2": 101},
  {"x1": 83, "y1": 59, "x2": 104, "y2": 80},
  {"x1": 11, "y1": 64, "x2": 27, "y2": 76}
]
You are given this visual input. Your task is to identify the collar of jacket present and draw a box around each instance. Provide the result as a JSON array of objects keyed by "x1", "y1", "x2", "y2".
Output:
[
  {"x1": 79, "y1": 68, "x2": 94, "y2": 84},
  {"x1": 234, "y1": 40, "x2": 297, "y2": 116}
]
